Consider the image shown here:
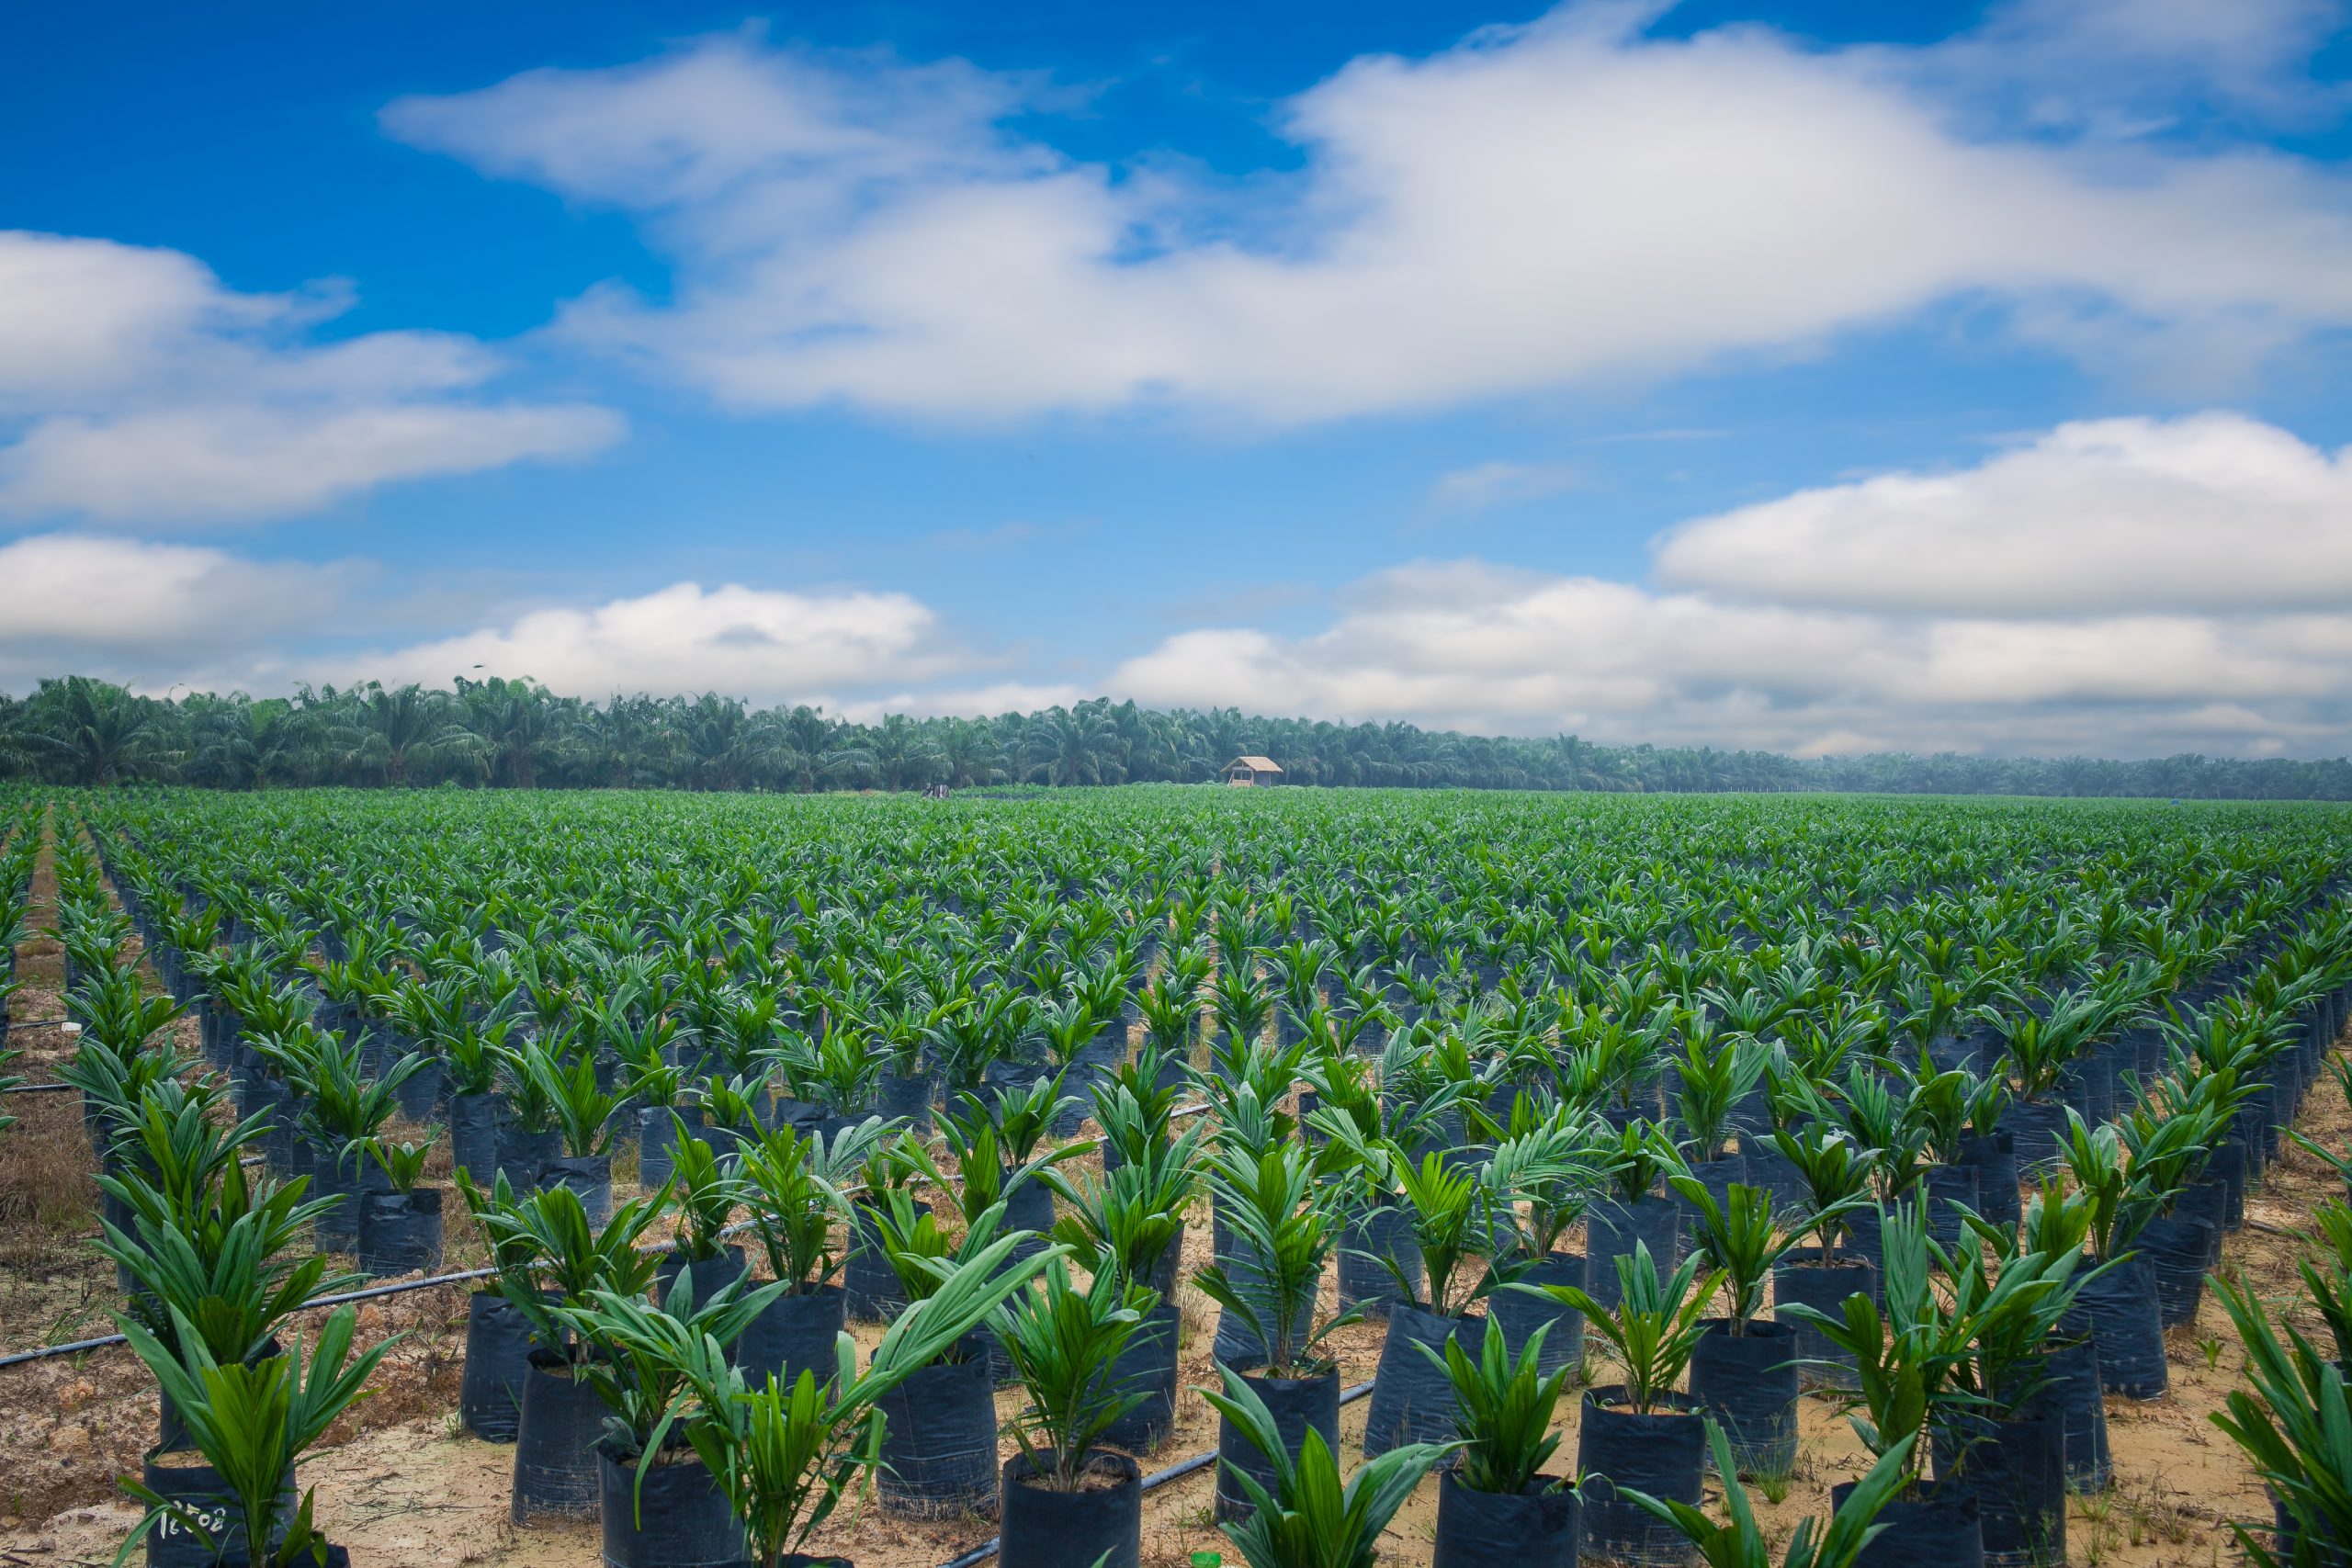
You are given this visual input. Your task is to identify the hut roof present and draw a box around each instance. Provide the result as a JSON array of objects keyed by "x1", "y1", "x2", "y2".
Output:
[{"x1": 1227, "y1": 755, "x2": 1283, "y2": 773}]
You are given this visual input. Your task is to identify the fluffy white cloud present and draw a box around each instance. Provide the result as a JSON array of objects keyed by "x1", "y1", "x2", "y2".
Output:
[
  {"x1": 0, "y1": 534, "x2": 354, "y2": 690},
  {"x1": 1655, "y1": 412, "x2": 2352, "y2": 615},
  {"x1": 1105, "y1": 555, "x2": 2352, "y2": 758},
  {"x1": 0, "y1": 231, "x2": 623, "y2": 524},
  {"x1": 383, "y1": 6, "x2": 2352, "y2": 422},
  {"x1": 345, "y1": 581, "x2": 967, "y2": 705},
  {"x1": 1095, "y1": 411, "x2": 2352, "y2": 761}
]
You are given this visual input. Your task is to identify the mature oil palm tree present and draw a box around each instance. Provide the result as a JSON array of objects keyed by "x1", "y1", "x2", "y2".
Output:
[
  {"x1": 331, "y1": 682, "x2": 468, "y2": 786},
  {"x1": 934, "y1": 718, "x2": 1007, "y2": 788},
  {"x1": 1022, "y1": 705, "x2": 1121, "y2": 786},
  {"x1": 33, "y1": 675, "x2": 166, "y2": 784},
  {"x1": 454, "y1": 676, "x2": 572, "y2": 789},
  {"x1": 184, "y1": 694, "x2": 317, "y2": 788}
]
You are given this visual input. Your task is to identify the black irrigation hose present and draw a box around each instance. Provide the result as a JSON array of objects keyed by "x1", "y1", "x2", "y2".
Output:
[
  {"x1": 931, "y1": 1379, "x2": 1377, "y2": 1568},
  {"x1": 1, "y1": 1081, "x2": 77, "y2": 1094},
  {"x1": 5, "y1": 1018, "x2": 74, "y2": 1030}
]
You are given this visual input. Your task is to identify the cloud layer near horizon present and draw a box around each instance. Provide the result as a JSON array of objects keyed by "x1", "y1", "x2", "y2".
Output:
[{"x1": 9, "y1": 411, "x2": 2347, "y2": 760}]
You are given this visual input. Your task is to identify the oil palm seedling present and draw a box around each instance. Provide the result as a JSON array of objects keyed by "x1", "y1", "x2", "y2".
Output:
[
  {"x1": 1481, "y1": 1093, "x2": 1604, "y2": 1377},
  {"x1": 667, "y1": 1219, "x2": 1057, "y2": 1566},
  {"x1": 459, "y1": 1175, "x2": 667, "y2": 1521},
  {"x1": 1354, "y1": 1112, "x2": 1596, "y2": 1459},
  {"x1": 1673, "y1": 1179, "x2": 1853, "y2": 1481},
  {"x1": 1768, "y1": 1118, "x2": 1882, "y2": 1383},
  {"x1": 695, "y1": 1071, "x2": 767, "y2": 1157},
  {"x1": 356, "y1": 1134, "x2": 442, "y2": 1278},
  {"x1": 865, "y1": 1193, "x2": 1065, "y2": 1517},
  {"x1": 658, "y1": 1121, "x2": 752, "y2": 1302},
  {"x1": 1193, "y1": 1138, "x2": 1358, "y2": 1520},
  {"x1": 992, "y1": 1258, "x2": 1159, "y2": 1568},
  {"x1": 1936, "y1": 1211, "x2": 2100, "y2": 1568},
  {"x1": 1777, "y1": 1201, "x2": 2065, "y2": 1568},
  {"x1": 554, "y1": 1273, "x2": 786, "y2": 1567},
  {"x1": 734, "y1": 1117, "x2": 882, "y2": 1392},
  {"x1": 99, "y1": 1124, "x2": 365, "y2": 1451},
  {"x1": 2055, "y1": 1106, "x2": 2205, "y2": 1398},
  {"x1": 1203, "y1": 1362, "x2": 1453, "y2": 1568},
  {"x1": 519, "y1": 1033, "x2": 627, "y2": 1222},
  {"x1": 1670, "y1": 1024, "x2": 1763, "y2": 1176},
  {"x1": 117, "y1": 1302, "x2": 394, "y2": 1568},
  {"x1": 2208, "y1": 1272, "x2": 2352, "y2": 1568},
  {"x1": 1588, "y1": 1120, "x2": 1692, "y2": 1311},
  {"x1": 1522, "y1": 1241, "x2": 1721, "y2": 1568},
  {"x1": 1621, "y1": 1424, "x2": 1918, "y2": 1568},
  {"x1": 1419, "y1": 1322, "x2": 1582, "y2": 1567}
]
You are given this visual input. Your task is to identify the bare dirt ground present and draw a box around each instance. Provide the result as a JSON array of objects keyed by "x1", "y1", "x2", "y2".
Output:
[{"x1": 2, "y1": 804, "x2": 2343, "y2": 1567}]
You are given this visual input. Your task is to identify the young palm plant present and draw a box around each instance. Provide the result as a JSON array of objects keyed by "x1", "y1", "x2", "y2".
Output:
[
  {"x1": 865, "y1": 1194, "x2": 1064, "y2": 1517},
  {"x1": 1534, "y1": 1241, "x2": 1722, "y2": 1568},
  {"x1": 1622, "y1": 1423, "x2": 1918, "y2": 1568},
  {"x1": 1673, "y1": 1179, "x2": 1852, "y2": 1480},
  {"x1": 118, "y1": 1303, "x2": 393, "y2": 1568},
  {"x1": 675, "y1": 1224, "x2": 1059, "y2": 1565},
  {"x1": 733, "y1": 1117, "x2": 882, "y2": 1390},
  {"x1": 1419, "y1": 1323, "x2": 1583, "y2": 1565},
  {"x1": 992, "y1": 1258, "x2": 1159, "y2": 1567},
  {"x1": 2208, "y1": 1272, "x2": 2352, "y2": 1568},
  {"x1": 1204, "y1": 1362, "x2": 1453, "y2": 1568}
]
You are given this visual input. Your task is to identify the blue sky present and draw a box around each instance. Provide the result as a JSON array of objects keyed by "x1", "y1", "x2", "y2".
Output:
[{"x1": 5, "y1": 0, "x2": 2352, "y2": 758}]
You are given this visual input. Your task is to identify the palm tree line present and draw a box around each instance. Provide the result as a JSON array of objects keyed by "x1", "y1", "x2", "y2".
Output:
[{"x1": 2, "y1": 673, "x2": 2346, "y2": 798}]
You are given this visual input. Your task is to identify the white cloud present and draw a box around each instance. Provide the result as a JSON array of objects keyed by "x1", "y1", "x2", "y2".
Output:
[
  {"x1": 0, "y1": 231, "x2": 624, "y2": 524},
  {"x1": 344, "y1": 580, "x2": 965, "y2": 705},
  {"x1": 384, "y1": 7, "x2": 2352, "y2": 423},
  {"x1": 1654, "y1": 412, "x2": 2352, "y2": 615},
  {"x1": 1105, "y1": 556, "x2": 2352, "y2": 758},
  {"x1": 0, "y1": 533, "x2": 354, "y2": 691}
]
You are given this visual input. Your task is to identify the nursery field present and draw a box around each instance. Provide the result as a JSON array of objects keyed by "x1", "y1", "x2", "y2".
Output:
[{"x1": 4, "y1": 785, "x2": 2352, "y2": 1568}]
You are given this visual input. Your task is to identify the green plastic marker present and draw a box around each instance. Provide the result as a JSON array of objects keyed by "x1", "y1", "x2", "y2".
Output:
[{"x1": 1191, "y1": 1553, "x2": 1223, "y2": 1568}]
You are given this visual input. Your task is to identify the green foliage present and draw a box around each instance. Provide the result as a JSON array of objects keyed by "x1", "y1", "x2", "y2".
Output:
[
  {"x1": 557, "y1": 1271, "x2": 786, "y2": 1467},
  {"x1": 1203, "y1": 1362, "x2": 1453, "y2": 1568},
  {"x1": 664, "y1": 1119, "x2": 749, "y2": 1261},
  {"x1": 1532, "y1": 1241, "x2": 1719, "y2": 1416},
  {"x1": 362, "y1": 1135, "x2": 435, "y2": 1194},
  {"x1": 516, "y1": 1034, "x2": 625, "y2": 1156},
  {"x1": 992, "y1": 1258, "x2": 1156, "y2": 1487},
  {"x1": 1193, "y1": 1142, "x2": 1351, "y2": 1377},
  {"x1": 457, "y1": 1172, "x2": 663, "y2": 1357},
  {"x1": 1672, "y1": 1178, "x2": 1846, "y2": 1331},
  {"x1": 1046, "y1": 1122, "x2": 1200, "y2": 1285},
  {"x1": 1769, "y1": 1121, "x2": 1879, "y2": 1258},
  {"x1": 117, "y1": 1303, "x2": 395, "y2": 1568},
  {"x1": 2056, "y1": 1106, "x2": 2204, "y2": 1262},
  {"x1": 736, "y1": 1118, "x2": 876, "y2": 1291},
  {"x1": 2210, "y1": 1273, "x2": 2352, "y2": 1568},
  {"x1": 674, "y1": 1217, "x2": 1061, "y2": 1567},
  {"x1": 1671, "y1": 1026, "x2": 1763, "y2": 1162},
  {"x1": 1417, "y1": 1318, "x2": 1575, "y2": 1495},
  {"x1": 1622, "y1": 1421, "x2": 1917, "y2": 1568}
]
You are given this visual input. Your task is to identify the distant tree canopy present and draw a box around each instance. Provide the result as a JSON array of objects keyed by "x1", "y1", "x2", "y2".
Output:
[{"x1": 1, "y1": 673, "x2": 2345, "y2": 799}]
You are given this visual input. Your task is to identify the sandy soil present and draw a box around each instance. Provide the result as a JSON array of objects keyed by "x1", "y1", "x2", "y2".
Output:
[{"x1": 2, "y1": 803, "x2": 2345, "y2": 1568}]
